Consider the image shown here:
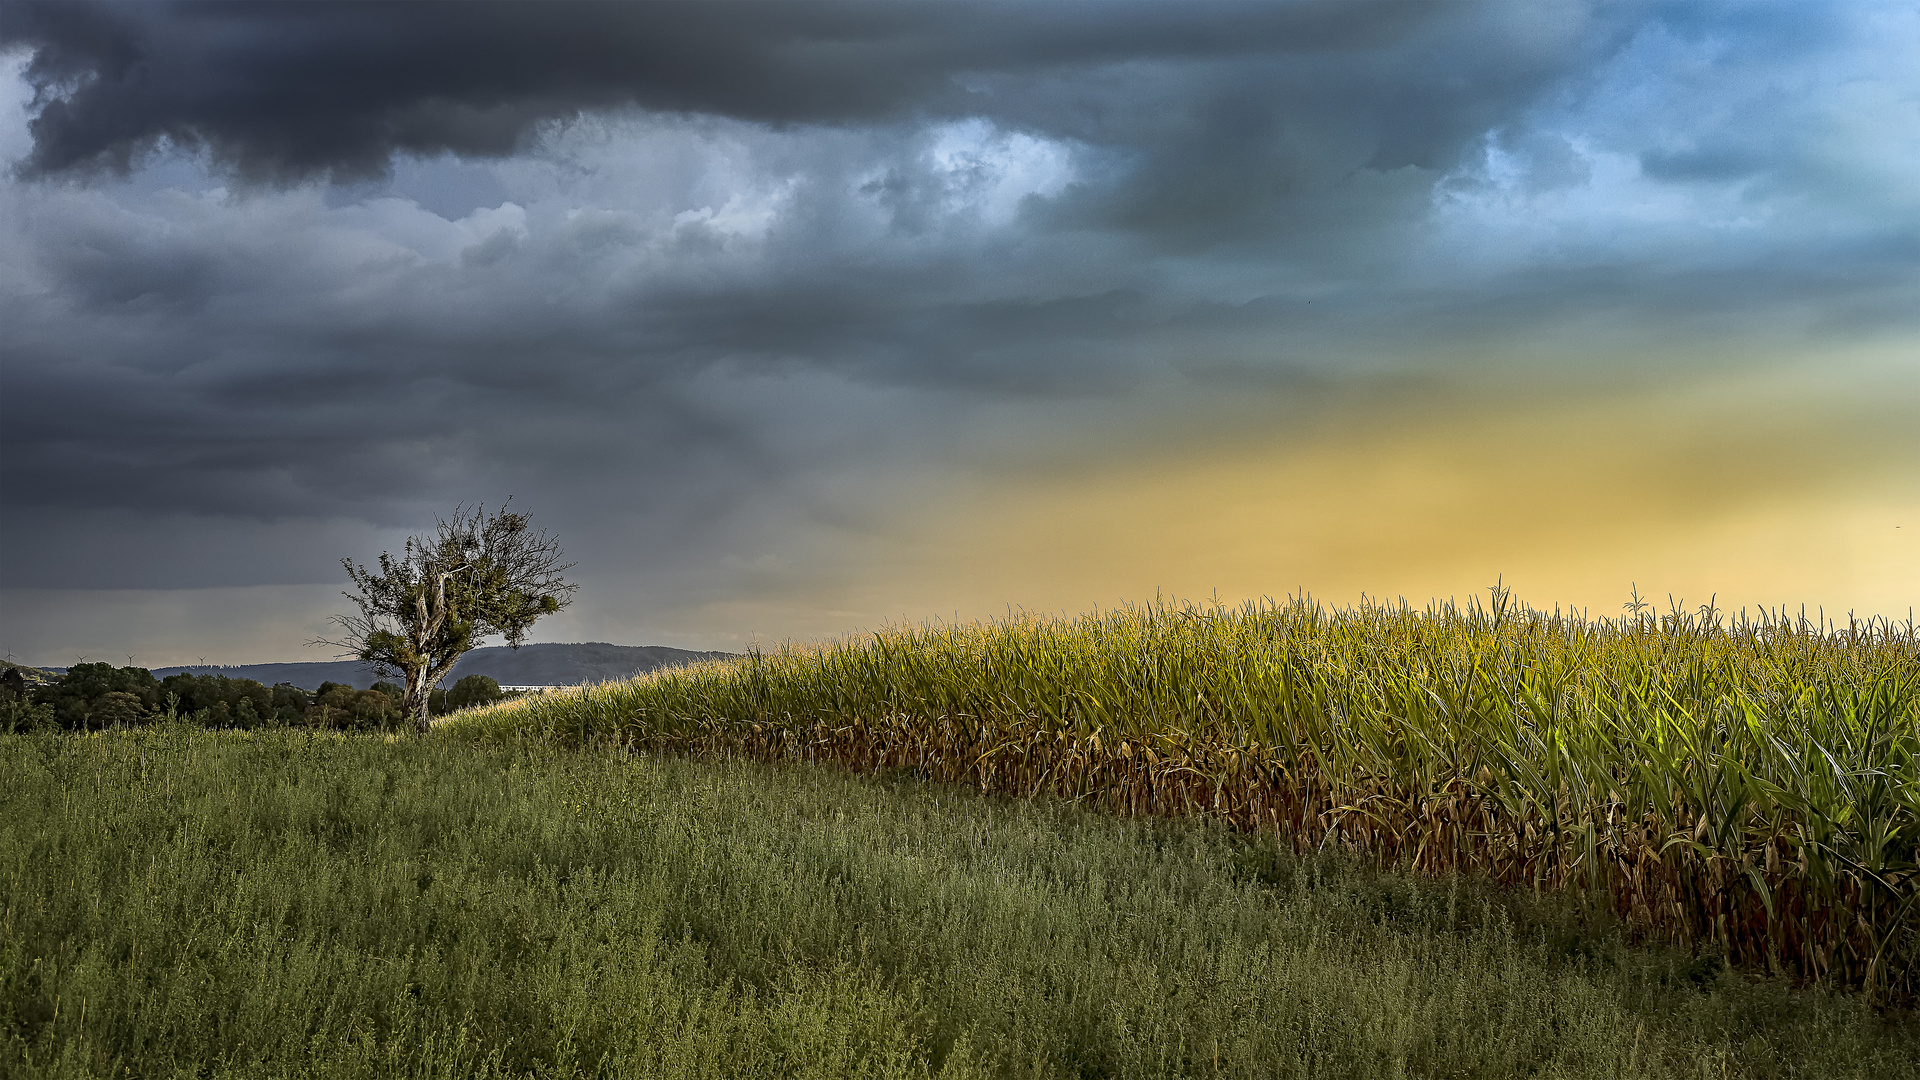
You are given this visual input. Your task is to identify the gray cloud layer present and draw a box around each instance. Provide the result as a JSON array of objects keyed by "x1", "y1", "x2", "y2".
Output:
[
  {"x1": 4, "y1": 2, "x2": 1507, "y2": 182},
  {"x1": 1, "y1": 1, "x2": 1915, "y2": 656}
]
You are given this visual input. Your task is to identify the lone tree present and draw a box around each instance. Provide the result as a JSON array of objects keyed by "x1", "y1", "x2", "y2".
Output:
[{"x1": 318, "y1": 502, "x2": 577, "y2": 734}]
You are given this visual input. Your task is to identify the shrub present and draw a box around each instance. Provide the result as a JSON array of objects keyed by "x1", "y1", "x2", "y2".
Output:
[{"x1": 446, "y1": 674, "x2": 504, "y2": 712}]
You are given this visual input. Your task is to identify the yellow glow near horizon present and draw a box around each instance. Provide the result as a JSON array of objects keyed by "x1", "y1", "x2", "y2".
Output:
[{"x1": 792, "y1": 351, "x2": 1919, "y2": 635}]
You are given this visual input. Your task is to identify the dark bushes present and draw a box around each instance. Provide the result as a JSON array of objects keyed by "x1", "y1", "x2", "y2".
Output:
[
  {"x1": 446, "y1": 674, "x2": 504, "y2": 711},
  {"x1": 13, "y1": 665, "x2": 481, "y2": 732}
]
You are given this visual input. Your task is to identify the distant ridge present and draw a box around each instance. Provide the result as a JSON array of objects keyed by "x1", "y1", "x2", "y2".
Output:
[
  {"x1": 145, "y1": 642, "x2": 735, "y2": 691},
  {"x1": 2, "y1": 658, "x2": 59, "y2": 688}
]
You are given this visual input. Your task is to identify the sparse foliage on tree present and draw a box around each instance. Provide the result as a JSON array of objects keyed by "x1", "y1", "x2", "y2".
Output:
[{"x1": 317, "y1": 502, "x2": 577, "y2": 734}]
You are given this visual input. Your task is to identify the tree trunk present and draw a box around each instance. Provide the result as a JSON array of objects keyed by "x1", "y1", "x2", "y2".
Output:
[
  {"x1": 408, "y1": 665, "x2": 432, "y2": 735},
  {"x1": 404, "y1": 567, "x2": 453, "y2": 735}
]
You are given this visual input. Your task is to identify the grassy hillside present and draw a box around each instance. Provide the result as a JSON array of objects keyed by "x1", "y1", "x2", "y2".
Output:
[
  {"x1": 3, "y1": 728, "x2": 1915, "y2": 1078},
  {"x1": 452, "y1": 592, "x2": 1920, "y2": 1000},
  {"x1": 0, "y1": 659, "x2": 58, "y2": 688}
]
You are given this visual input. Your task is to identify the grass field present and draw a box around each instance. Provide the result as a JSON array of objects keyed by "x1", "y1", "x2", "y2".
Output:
[
  {"x1": 4, "y1": 727, "x2": 1917, "y2": 1079},
  {"x1": 455, "y1": 592, "x2": 1920, "y2": 1001}
]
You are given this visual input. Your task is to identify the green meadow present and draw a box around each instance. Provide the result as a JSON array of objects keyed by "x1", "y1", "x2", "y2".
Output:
[{"x1": 3, "y1": 726, "x2": 1917, "y2": 1079}]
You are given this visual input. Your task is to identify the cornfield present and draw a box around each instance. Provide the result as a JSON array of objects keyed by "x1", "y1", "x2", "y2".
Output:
[{"x1": 458, "y1": 589, "x2": 1920, "y2": 1001}]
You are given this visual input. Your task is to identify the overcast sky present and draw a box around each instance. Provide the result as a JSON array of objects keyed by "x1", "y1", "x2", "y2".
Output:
[{"x1": 2, "y1": 0, "x2": 1916, "y2": 667}]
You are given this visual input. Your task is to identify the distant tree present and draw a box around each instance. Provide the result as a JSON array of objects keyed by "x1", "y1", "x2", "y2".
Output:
[
  {"x1": 270, "y1": 683, "x2": 310, "y2": 723},
  {"x1": 158, "y1": 672, "x2": 274, "y2": 728},
  {"x1": 38, "y1": 663, "x2": 158, "y2": 730},
  {"x1": 317, "y1": 502, "x2": 576, "y2": 734},
  {"x1": 1, "y1": 697, "x2": 54, "y2": 733},
  {"x1": 2, "y1": 668, "x2": 55, "y2": 733},
  {"x1": 445, "y1": 674, "x2": 504, "y2": 712},
  {"x1": 308, "y1": 684, "x2": 401, "y2": 732},
  {"x1": 306, "y1": 684, "x2": 348, "y2": 730}
]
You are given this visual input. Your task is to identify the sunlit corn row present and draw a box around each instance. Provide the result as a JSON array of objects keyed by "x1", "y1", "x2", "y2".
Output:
[{"x1": 457, "y1": 591, "x2": 1920, "y2": 999}]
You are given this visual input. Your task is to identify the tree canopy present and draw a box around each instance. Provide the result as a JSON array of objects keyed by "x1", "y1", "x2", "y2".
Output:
[{"x1": 319, "y1": 502, "x2": 576, "y2": 733}]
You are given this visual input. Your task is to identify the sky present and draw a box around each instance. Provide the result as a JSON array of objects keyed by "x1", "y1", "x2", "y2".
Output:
[{"x1": 1, "y1": 0, "x2": 1915, "y2": 667}]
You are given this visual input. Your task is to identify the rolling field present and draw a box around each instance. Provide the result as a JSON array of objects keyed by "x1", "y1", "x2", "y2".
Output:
[
  {"x1": 456, "y1": 592, "x2": 1920, "y2": 1001},
  {"x1": 4, "y1": 728, "x2": 1917, "y2": 1078}
]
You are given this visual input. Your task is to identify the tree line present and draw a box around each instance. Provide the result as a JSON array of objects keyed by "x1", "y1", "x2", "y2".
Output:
[{"x1": 0, "y1": 662, "x2": 512, "y2": 734}]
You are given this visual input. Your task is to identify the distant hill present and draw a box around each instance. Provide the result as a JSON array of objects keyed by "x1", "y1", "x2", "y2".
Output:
[
  {"x1": 145, "y1": 643, "x2": 735, "y2": 691},
  {"x1": 446, "y1": 643, "x2": 737, "y2": 688},
  {"x1": 2, "y1": 659, "x2": 59, "y2": 688}
]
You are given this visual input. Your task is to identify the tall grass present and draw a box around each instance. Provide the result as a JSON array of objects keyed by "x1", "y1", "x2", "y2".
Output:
[
  {"x1": 4, "y1": 728, "x2": 1918, "y2": 1078},
  {"x1": 458, "y1": 590, "x2": 1920, "y2": 1000}
]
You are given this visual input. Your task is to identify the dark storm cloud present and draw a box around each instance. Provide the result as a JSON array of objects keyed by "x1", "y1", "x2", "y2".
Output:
[
  {"x1": 0, "y1": 0, "x2": 1619, "y2": 257},
  {"x1": 1, "y1": 0, "x2": 1915, "y2": 638},
  {"x1": 2, "y1": 0, "x2": 1462, "y2": 182}
]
